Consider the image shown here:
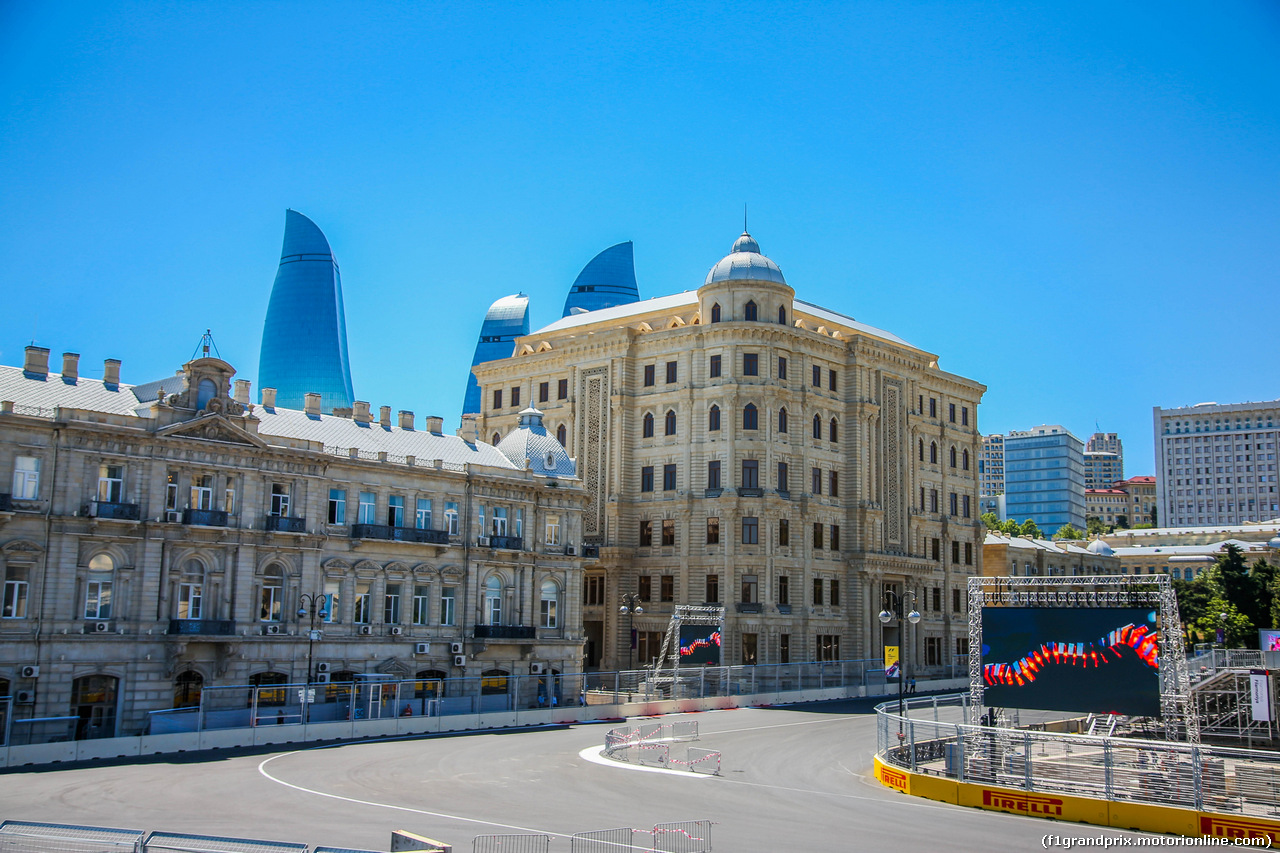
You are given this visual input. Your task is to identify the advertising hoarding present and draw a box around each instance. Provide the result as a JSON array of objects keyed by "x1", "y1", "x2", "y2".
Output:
[{"x1": 678, "y1": 624, "x2": 722, "y2": 665}]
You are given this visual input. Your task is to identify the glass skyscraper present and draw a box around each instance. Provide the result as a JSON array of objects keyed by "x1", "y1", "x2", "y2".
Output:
[
  {"x1": 462, "y1": 293, "x2": 530, "y2": 415},
  {"x1": 258, "y1": 210, "x2": 355, "y2": 414},
  {"x1": 561, "y1": 241, "x2": 640, "y2": 316},
  {"x1": 1004, "y1": 425, "x2": 1087, "y2": 534}
]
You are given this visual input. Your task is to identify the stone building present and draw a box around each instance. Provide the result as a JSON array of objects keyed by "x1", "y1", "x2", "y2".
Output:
[
  {"x1": 472, "y1": 230, "x2": 986, "y2": 677},
  {"x1": 0, "y1": 346, "x2": 586, "y2": 739},
  {"x1": 982, "y1": 533, "x2": 1119, "y2": 578}
]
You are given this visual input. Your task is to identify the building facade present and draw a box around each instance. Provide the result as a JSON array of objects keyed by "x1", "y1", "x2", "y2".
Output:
[
  {"x1": 1086, "y1": 431, "x2": 1123, "y2": 458},
  {"x1": 1154, "y1": 400, "x2": 1280, "y2": 528},
  {"x1": 0, "y1": 346, "x2": 586, "y2": 739},
  {"x1": 473, "y1": 230, "x2": 986, "y2": 677},
  {"x1": 1116, "y1": 475, "x2": 1157, "y2": 527},
  {"x1": 1085, "y1": 488, "x2": 1129, "y2": 527},
  {"x1": 1083, "y1": 451, "x2": 1123, "y2": 491},
  {"x1": 982, "y1": 533, "x2": 1119, "y2": 578},
  {"x1": 561, "y1": 241, "x2": 641, "y2": 317},
  {"x1": 1003, "y1": 425, "x2": 1086, "y2": 534},
  {"x1": 979, "y1": 433, "x2": 1004, "y2": 499},
  {"x1": 462, "y1": 294, "x2": 531, "y2": 416}
]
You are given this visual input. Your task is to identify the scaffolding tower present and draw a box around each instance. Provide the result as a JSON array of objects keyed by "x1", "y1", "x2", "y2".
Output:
[{"x1": 650, "y1": 605, "x2": 725, "y2": 696}]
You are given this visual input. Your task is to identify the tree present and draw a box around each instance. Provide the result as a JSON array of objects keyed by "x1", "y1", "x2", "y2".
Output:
[
  {"x1": 1115, "y1": 515, "x2": 1128, "y2": 529},
  {"x1": 1053, "y1": 523, "x2": 1084, "y2": 540},
  {"x1": 1019, "y1": 519, "x2": 1043, "y2": 539},
  {"x1": 1173, "y1": 576, "x2": 1213, "y2": 645},
  {"x1": 1150, "y1": 506, "x2": 1158, "y2": 527},
  {"x1": 1086, "y1": 516, "x2": 1108, "y2": 536},
  {"x1": 999, "y1": 519, "x2": 1021, "y2": 536},
  {"x1": 1194, "y1": 597, "x2": 1253, "y2": 649},
  {"x1": 981, "y1": 512, "x2": 1001, "y2": 531}
]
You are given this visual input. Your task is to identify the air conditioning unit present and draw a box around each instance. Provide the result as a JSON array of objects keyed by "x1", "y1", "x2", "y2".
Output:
[
  {"x1": 360, "y1": 625, "x2": 373, "y2": 635},
  {"x1": 165, "y1": 510, "x2": 181, "y2": 523},
  {"x1": 94, "y1": 621, "x2": 110, "y2": 633},
  {"x1": 15, "y1": 690, "x2": 34, "y2": 705},
  {"x1": 530, "y1": 662, "x2": 546, "y2": 675},
  {"x1": 315, "y1": 672, "x2": 331, "y2": 684},
  {"x1": 414, "y1": 643, "x2": 430, "y2": 655},
  {"x1": 264, "y1": 624, "x2": 282, "y2": 635},
  {"x1": 478, "y1": 536, "x2": 491, "y2": 547},
  {"x1": 389, "y1": 626, "x2": 403, "y2": 636},
  {"x1": 315, "y1": 662, "x2": 330, "y2": 674},
  {"x1": 453, "y1": 654, "x2": 467, "y2": 667},
  {"x1": 450, "y1": 641, "x2": 464, "y2": 655},
  {"x1": 20, "y1": 665, "x2": 39, "y2": 679},
  {"x1": 565, "y1": 544, "x2": 576, "y2": 556}
]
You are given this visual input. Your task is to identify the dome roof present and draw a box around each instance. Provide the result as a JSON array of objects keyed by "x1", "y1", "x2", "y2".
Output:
[
  {"x1": 704, "y1": 231, "x2": 786, "y2": 286},
  {"x1": 496, "y1": 408, "x2": 576, "y2": 477},
  {"x1": 1268, "y1": 535, "x2": 1280, "y2": 550},
  {"x1": 1087, "y1": 539, "x2": 1115, "y2": 556}
]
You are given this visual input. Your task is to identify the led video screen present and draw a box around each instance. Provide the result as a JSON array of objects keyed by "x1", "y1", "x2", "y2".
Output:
[
  {"x1": 981, "y1": 607, "x2": 1160, "y2": 717},
  {"x1": 678, "y1": 624, "x2": 722, "y2": 666},
  {"x1": 1261, "y1": 629, "x2": 1280, "y2": 652}
]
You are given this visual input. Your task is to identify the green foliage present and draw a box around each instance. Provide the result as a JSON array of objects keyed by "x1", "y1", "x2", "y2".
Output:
[
  {"x1": 1172, "y1": 549, "x2": 1280, "y2": 648},
  {"x1": 981, "y1": 512, "x2": 1001, "y2": 530},
  {"x1": 1019, "y1": 519, "x2": 1043, "y2": 539},
  {"x1": 1131, "y1": 524, "x2": 1155, "y2": 530},
  {"x1": 1086, "y1": 516, "x2": 1109, "y2": 536},
  {"x1": 1053, "y1": 523, "x2": 1084, "y2": 540},
  {"x1": 1150, "y1": 506, "x2": 1158, "y2": 527},
  {"x1": 1115, "y1": 515, "x2": 1129, "y2": 529},
  {"x1": 1193, "y1": 597, "x2": 1253, "y2": 649},
  {"x1": 999, "y1": 519, "x2": 1021, "y2": 536}
]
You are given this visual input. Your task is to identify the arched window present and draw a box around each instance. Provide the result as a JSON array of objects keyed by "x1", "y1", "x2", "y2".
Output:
[
  {"x1": 709, "y1": 405, "x2": 721, "y2": 431},
  {"x1": 260, "y1": 564, "x2": 283, "y2": 622},
  {"x1": 196, "y1": 378, "x2": 217, "y2": 410},
  {"x1": 664, "y1": 410, "x2": 677, "y2": 436},
  {"x1": 778, "y1": 305, "x2": 787, "y2": 325},
  {"x1": 743, "y1": 404, "x2": 759, "y2": 430},
  {"x1": 813, "y1": 415, "x2": 822, "y2": 439},
  {"x1": 85, "y1": 553, "x2": 114, "y2": 620},
  {"x1": 484, "y1": 576, "x2": 502, "y2": 625},
  {"x1": 930, "y1": 442, "x2": 938, "y2": 464},
  {"x1": 176, "y1": 560, "x2": 204, "y2": 620},
  {"x1": 962, "y1": 449, "x2": 970, "y2": 471},
  {"x1": 918, "y1": 439, "x2": 925, "y2": 461},
  {"x1": 174, "y1": 670, "x2": 203, "y2": 709},
  {"x1": 540, "y1": 579, "x2": 559, "y2": 628},
  {"x1": 556, "y1": 424, "x2": 567, "y2": 447},
  {"x1": 710, "y1": 303, "x2": 721, "y2": 323},
  {"x1": 745, "y1": 300, "x2": 758, "y2": 321},
  {"x1": 642, "y1": 412, "x2": 654, "y2": 438},
  {"x1": 949, "y1": 446, "x2": 957, "y2": 468},
  {"x1": 830, "y1": 418, "x2": 838, "y2": 443},
  {"x1": 492, "y1": 432, "x2": 501, "y2": 445},
  {"x1": 778, "y1": 407, "x2": 788, "y2": 433}
]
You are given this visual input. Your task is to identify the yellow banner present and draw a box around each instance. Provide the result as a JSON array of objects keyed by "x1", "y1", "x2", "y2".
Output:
[{"x1": 884, "y1": 645, "x2": 900, "y2": 678}]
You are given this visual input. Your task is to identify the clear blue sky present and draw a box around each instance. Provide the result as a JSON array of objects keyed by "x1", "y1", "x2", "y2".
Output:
[{"x1": 3, "y1": 2, "x2": 1277, "y2": 475}]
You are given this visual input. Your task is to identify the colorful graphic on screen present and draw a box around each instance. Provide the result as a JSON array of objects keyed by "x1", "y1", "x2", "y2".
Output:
[
  {"x1": 981, "y1": 607, "x2": 1160, "y2": 717},
  {"x1": 1261, "y1": 629, "x2": 1280, "y2": 652},
  {"x1": 678, "y1": 625, "x2": 722, "y2": 665}
]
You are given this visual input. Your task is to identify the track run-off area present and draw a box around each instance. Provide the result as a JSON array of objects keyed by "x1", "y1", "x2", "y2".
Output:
[{"x1": 0, "y1": 698, "x2": 1155, "y2": 852}]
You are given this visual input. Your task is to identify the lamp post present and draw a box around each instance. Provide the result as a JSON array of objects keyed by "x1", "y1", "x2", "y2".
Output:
[
  {"x1": 879, "y1": 588, "x2": 921, "y2": 727},
  {"x1": 297, "y1": 592, "x2": 328, "y2": 685},
  {"x1": 619, "y1": 593, "x2": 644, "y2": 672}
]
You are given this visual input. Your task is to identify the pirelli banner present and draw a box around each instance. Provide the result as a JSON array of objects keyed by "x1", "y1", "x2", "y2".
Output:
[{"x1": 872, "y1": 757, "x2": 1280, "y2": 842}]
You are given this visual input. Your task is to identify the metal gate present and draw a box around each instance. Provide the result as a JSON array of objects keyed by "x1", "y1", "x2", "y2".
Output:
[
  {"x1": 142, "y1": 832, "x2": 306, "y2": 853},
  {"x1": 0, "y1": 821, "x2": 144, "y2": 853},
  {"x1": 651, "y1": 821, "x2": 711, "y2": 853},
  {"x1": 472, "y1": 834, "x2": 551, "y2": 853},
  {"x1": 569, "y1": 828, "x2": 638, "y2": 852}
]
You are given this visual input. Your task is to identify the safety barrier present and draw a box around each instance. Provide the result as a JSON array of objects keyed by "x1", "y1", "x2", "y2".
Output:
[
  {"x1": 566, "y1": 822, "x2": 712, "y2": 853},
  {"x1": 603, "y1": 722, "x2": 720, "y2": 775},
  {"x1": 472, "y1": 834, "x2": 550, "y2": 853},
  {"x1": 874, "y1": 694, "x2": 1280, "y2": 842},
  {"x1": 0, "y1": 822, "x2": 384, "y2": 853}
]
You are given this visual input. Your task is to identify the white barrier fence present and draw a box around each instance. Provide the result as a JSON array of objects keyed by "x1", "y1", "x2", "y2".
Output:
[{"x1": 604, "y1": 721, "x2": 721, "y2": 775}]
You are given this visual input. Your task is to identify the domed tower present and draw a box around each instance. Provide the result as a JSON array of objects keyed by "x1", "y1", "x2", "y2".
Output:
[{"x1": 698, "y1": 231, "x2": 796, "y2": 326}]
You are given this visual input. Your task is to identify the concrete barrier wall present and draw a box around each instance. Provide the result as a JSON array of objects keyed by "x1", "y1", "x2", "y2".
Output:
[{"x1": 0, "y1": 676, "x2": 965, "y2": 769}]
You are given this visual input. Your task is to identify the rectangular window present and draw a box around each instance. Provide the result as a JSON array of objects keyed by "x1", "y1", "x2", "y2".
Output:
[
  {"x1": 540, "y1": 588, "x2": 558, "y2": 628},
  {"x1": 166, "y1": 474, "x2": 178, "y2": 510},
  {"x1": 929, "y1": 398, "x2": 937, "y2": 418},
  {"x1": 742, "y1": 516, "x2": 759, "y2": 544},
  {"x1": 538, "y1": 381, "x2": 549, "y2": 403},
  {"x1": 440, "y1": 586, "x2": 456, "y2": 626},
  {"x1": 709, "y1": 354, "x2": 722, "y2": 378},
  {"x1": 831, "y1": 525, "x2": 840, "y2": 551},
  {"x1": 965, "y1": 542, "x2": 973, "y2": 565},
  {"x1": 545, "y1": 514, "x2": 561, "y2": 545},
  {"x1": 225, "y1": 485, "x2": 236, "y2": 515},
  {"x1": 416, "y1": 498, "x2": 432, "y2": 529},
  {"x1": 707, "y1": 516, "x2": 720, "y2": 544},
  {"x1": 926, "y1": 637, "x2": 943, "y2": 666},
  {"x1": 639, "y1": 520, "x2": 653, "y2": 546},
  {"x1": 932, "y1": 538, "x2": 940, "y2": 561},
  {"x1": 743, "y1": 353, "x2": 759, "y2": 376},
  {"x1": 358, "y1": 492, "x2": 377, "y2": 524},
  {"x1": 384, "y1": 583, "x2": 402, "y2": 624},
  {"x1": 956, "y1": 637, "x2": 970, "y2": 659},
  {"x1": 643, "y1": 364, "x2": 655, "y2": 386},
  {"x1": 666, "y1": 361, "x2": 677, "y2": 383},
  {"x1": 953, "y1": 588, "x2": 962, "y2": 613},
  {"x1": 12, "y1": 456, "x2": 40, "y2": 499},
  {"x1": 962, "y1": 495, "x2": 970, "y2": 518},
  {"x1": 930, "y1": 489, "x2": 938, "y2": 513},
  {"x1": 812, "y1": 365, "x2": 821, "y2": 387},
  {"x1": 742, "y1": 459, "x2": 759, "y2": 489},
  {"x1": 817, "y1": 634, "x2": 840, "y2": 662},
  {"x1": 949, "y1": 492, "x2": 958, "y2": 516},
  {"x1": 190, "y1": 474, "x2": 213, "y2": 510},
  {"x1": 3, "y1": 572, "x2": 29, "y2": 619},
  {"x1": 511, "y1": 386, "x2": 521, "y2": 407},
  {"x1": 97, "y1": 464, "x2": 124, "y2": 503},
  {"x1": 812, "y1": 467, "x2": 821, "y2": 495},
  {"x1": 638, "y1": 575, "x2": 652, "y2": 601},
  {"x1": 952, "y1": 540, "x2": 961, "y2": 564},
  {"x1": 961, "y1": 406, "x2": 969, "y2": 426},
  {"x1": 663, "y1": 463, "x2": 677, "y2": 491},
  {"x1": 829, "y1": 471, "x2": 839, "y2": 497},
  {"x1": 780, "y1": 634, "x2": 791, "y2": 664},
  {"x1": 445, "y1": 502, "x2": 460, "y2": 535},
  {"x1": 412, "y1": 585, "x2": 430, "y2": 625},
  {"x1": 659, "y1": 574, "x2": 674, "y2": 602},
  {"x1": 177, "y1": 582, "x2": 202, "y2": 620},
  {"x1": 742, "y1": 574, "x2": 758, "y2": 604},
  {"x1": 558, "y1": 378, "x2": 569, "y2": 399},
  {"x1": 388, "y1": 495, "x2": 405, "y2": 528},
  {"x1": 828, "y1": 369, "x2": 837, "y2": 391},
  {"x1": 830, "y1": 578, "x2": 840, "y2": 606},
  {"x1": 259, "y1": 577, "x2": 282, "y2": 622},
  {"x1": 813, "y1": 577, "x2": 824, "y2": 605},
  {"x1": 813, "y1": 522, "x2": 824, "y2": 549},
  {"x1": 491, "y1": 506, "x2": 508, "y2": 536},
  {"x1": 324, "y1": 580, "x2": 340, "y2": 623},
  {"x1": 641, "y1": 466, "x2": 654, "y2": 492},
  {"x1": 778, "y1": 461, "x2": 789, "y2": 491},
  {"x1": 708, "y1": 460, "x2": 722, "y2": 490},
  {"x1": 328, "y1": 489, "x2": 346, "y2": 524},
  {"x1": 778, "y1": 575, "x2": 790, "y2": 605},
  {"x1": 777, "y1": 356, "x2": 787, "y2": 379},
  {"x1": 85, "y1": 567, "x2": 114, "y2": 619},
  {"x1": 932, "y1": 587, "x2": 941, "y2": 612},
  {"x1": 949, "y1": 403, "x2": 956, "y2": 423},
  {"x1": 705, "y1": 574, "x2": 720, "y2": 603},
  {"x1": 584, "y1": 575, "x2": 605, "y2": 606},
  {"x1": 268, "y1": 483, "x2": 290, "y2": 517},
  {"x1": 493, "y1": 389, "x2": 503, "y2": 409},
  {"x1": 662, "y1": 519, "x2": 675, "y2": 546},
  {"x1": 742, "y1": 632, "x2": 758, "y2": 665},
  {"x1": 353, "y1": 584, "x2": 371, "y2": 624},
  {"x1": 779, "y1": 518, "x2": 790, "y2": 546}
]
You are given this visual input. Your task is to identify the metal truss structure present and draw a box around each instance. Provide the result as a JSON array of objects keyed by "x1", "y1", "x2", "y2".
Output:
[
  {"x1": 967, "y1": 575, "x2": 1197, "y2": 743},
  {"x1": 654, "y1": 606, "x2": 726, "y2": 687}
]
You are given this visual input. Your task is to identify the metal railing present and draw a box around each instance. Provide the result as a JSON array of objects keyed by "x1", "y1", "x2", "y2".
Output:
[
  {"x1": 876, "y1": 693, "x2": 1280, "y2": 818},
  {"x1": 265, "y1": 515, "x2": 306, "y2": 533},
  {"x1": 350, "y1": 523, "x2": 450, "y2": 544},
  {"x1": 167, "y1": 619, "x2": 236, "y2": 636},
  {"x1": 182, "y1": 508, "x2": 228, "y2": 527},
  {"x1": 0, "y1": 822, "x2": 383, "y2": 853},
  {"x1": 85, "y1": 500, "x2": 142, "y2": 520}
]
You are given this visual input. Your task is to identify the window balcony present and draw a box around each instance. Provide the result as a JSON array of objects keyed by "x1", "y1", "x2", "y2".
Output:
[
  {"x1": 168, "y1": 619, "x2": 235, "y2": 636},
  {"x1": 84, "y1": 501, "x2": 142, "y2": 521},
  {"x1": 776, "y1": 604, "x2": 792, "y2": 615},
  {"x1": 582, "y1": 544, "x2": 600, "y2": 559},
  {"x1": 265, "y1": 515, "x2": 306, "y2": 533},
  {"x1": 0, "y1": 493, "x2": 13, "y2": 512},
  {"x1": 351, "y1": 524, "x2": 450, "y2": 544},
  {"x1": 736, "y1": 602, "x2": 763, "y2": 614},
  {"x1": 738, "y1": 487, "x2": 764, "y2": 498},
  {"x1": 775, "y1": 489, "x2": 791, "y2": 500},
  {"x1": 703, "y1": 488, "x2": 723, "y2": 498},
  {"x1": 488, "y1": 535, "x2": 523, "y2": 550},
  {"x1": 473, "y1": 624, "x2": 537, "y2": 640},
  {"x1": 183, "y1": 508, "x2": 229, "y2": 527}
]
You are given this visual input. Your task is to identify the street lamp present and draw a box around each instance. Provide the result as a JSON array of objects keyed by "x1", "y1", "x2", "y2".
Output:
[
  {"x1": 879, "y1": 588, "x2": 921, "y2": 725},
  {"x1": 297, "y1": 593, "x2": 329, "y2": 685},
  {"x1": 619, "y1": 593, "x2": 644, "y2": 671}
]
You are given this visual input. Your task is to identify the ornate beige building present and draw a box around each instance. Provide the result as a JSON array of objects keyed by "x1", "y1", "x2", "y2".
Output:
[
  {"x1": 473, "y1": 231, "x2": 986, "y2": 676},
  {"x1": 0, "y1": 346, "x2": 586, "y2": 739}
]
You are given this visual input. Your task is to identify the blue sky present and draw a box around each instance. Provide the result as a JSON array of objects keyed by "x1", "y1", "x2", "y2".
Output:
[{"x1": 2, "y1": 2, "x2": 1277, "y2": 475}]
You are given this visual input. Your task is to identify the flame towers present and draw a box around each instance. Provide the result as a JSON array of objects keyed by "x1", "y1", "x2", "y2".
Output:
[
  {"x1": 561, "y1": 241, "x2": 639, "y2": 316},
  {"x1": 258, "y1": 210, "x2": 355, "y2": 413}
]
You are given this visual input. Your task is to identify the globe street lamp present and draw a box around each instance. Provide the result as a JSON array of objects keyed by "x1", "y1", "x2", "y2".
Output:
[
  {"x1": 297, "y1": 592, "x2": 328, "y2": 685},
  {"x1": 619, "y1": 593, "x2": 644, "y2": 671},
  {"x1": 879, "y1": 589, "x2": 921, "y2": 725}
]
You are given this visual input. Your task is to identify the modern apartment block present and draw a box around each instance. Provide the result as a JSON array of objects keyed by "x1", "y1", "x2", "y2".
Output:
[
  {"x1": 474, "y1": 229, "x2": 986, "y2": 676},
  {"x1": 1003, "y1": 425, "x2": 1086, "y2": 534},
  {"x1": 979, "y1": 434, "x2": 1004, "y2": 499},
  {"x1": 1154, "y1": 400, "x2": 1280, "y2": 527}
]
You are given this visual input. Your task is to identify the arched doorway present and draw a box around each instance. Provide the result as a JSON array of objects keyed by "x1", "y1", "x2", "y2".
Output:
[
  {"x1": 72, "y1": 674, "x2": 118, "y2": 740},
  {"x1": 173, "y1": 670, "x2": 203, "y2": 709}
]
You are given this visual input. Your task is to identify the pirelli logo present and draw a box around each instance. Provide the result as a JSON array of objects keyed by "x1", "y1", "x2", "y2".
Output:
[
  {"x1": 877, "y1": 765, "x2": 908, "y2": 792},
  {"x1": 1199, "y1": 815, "x2": 1280, "y2": 842},
  {"x1": 981, "y1": 789, "x2": 1064, "y2": 817}
]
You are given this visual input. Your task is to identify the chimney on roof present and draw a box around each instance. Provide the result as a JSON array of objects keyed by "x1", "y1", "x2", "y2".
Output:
[
  {"x1": 398, "y1": 410, "x2": 415, "y2": 429},
  {"x1": 102, "y1": 358, "x2": 121, "y2": 388},
  {"x1": 61, "y1": 352, "x2": 79, "y2": 382},
  {"x1": 233, "y1": 379, "x2": 250, "y2": 405},
  {"x1": 261, "y1": 387, "x2": 277, "y2": 409},
  {"x1": 426, "y1": 415, "x2": 444, "y2": 435},
  {"x1": 353, "y1": 401, "x2": 371, "y2": 424},
  {"x1": 305, "y1": 393, "x2": 322, "y2": 416},
  {"x1": 458, "y1": 413, "x2": 479, "y2": 444},
  {"x1": 379, "y1": 405, "x2": 391, "y2": 428},
  {"x1": 23, "y1": 346, "x2": 50, "y2": 379}
]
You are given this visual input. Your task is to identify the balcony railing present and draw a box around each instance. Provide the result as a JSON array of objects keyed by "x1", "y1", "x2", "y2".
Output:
[
  {"x1": 183, "y1": 508, "x2": 229, "y2": 527},
  {"x1": 473, "y1": 625, "x2": 537, "y2": 640},
  {"x1": 488, "y1": 535, "x2": 523, "y2": 550},
  {"x1": 776, "y1": 604, "x2": 792, "y2": 615},
  {"x1": 0, "y1": 493, "x2": 13, "y2": 512},
  {"x1": 738, "y1": 487, "x2": 764, "y2": 498},
  {"x1": 703, "y1": 488, "x2": 723, "y2": 498},
  {"x1": 168, "y1": 619, "x2": 235, "y2": 636},
  {"x1": 775, "y1": 489, "x2": 791, "y2": 500},
  {"x1": 351, "y1": 523, "x2": 449, "y2": 544},
  {"x1": 265, "y1": 515, "x2": 306, "y2": 533},
  {"x1": 736, "y1": 602, "x2": 763, "y2": 614},
  {"x1": 85, "y1": 501, "x2": 142, "y2": 520},
  {"x1": 582, "y1": 544, "x2": 600, "y2": 559}
]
